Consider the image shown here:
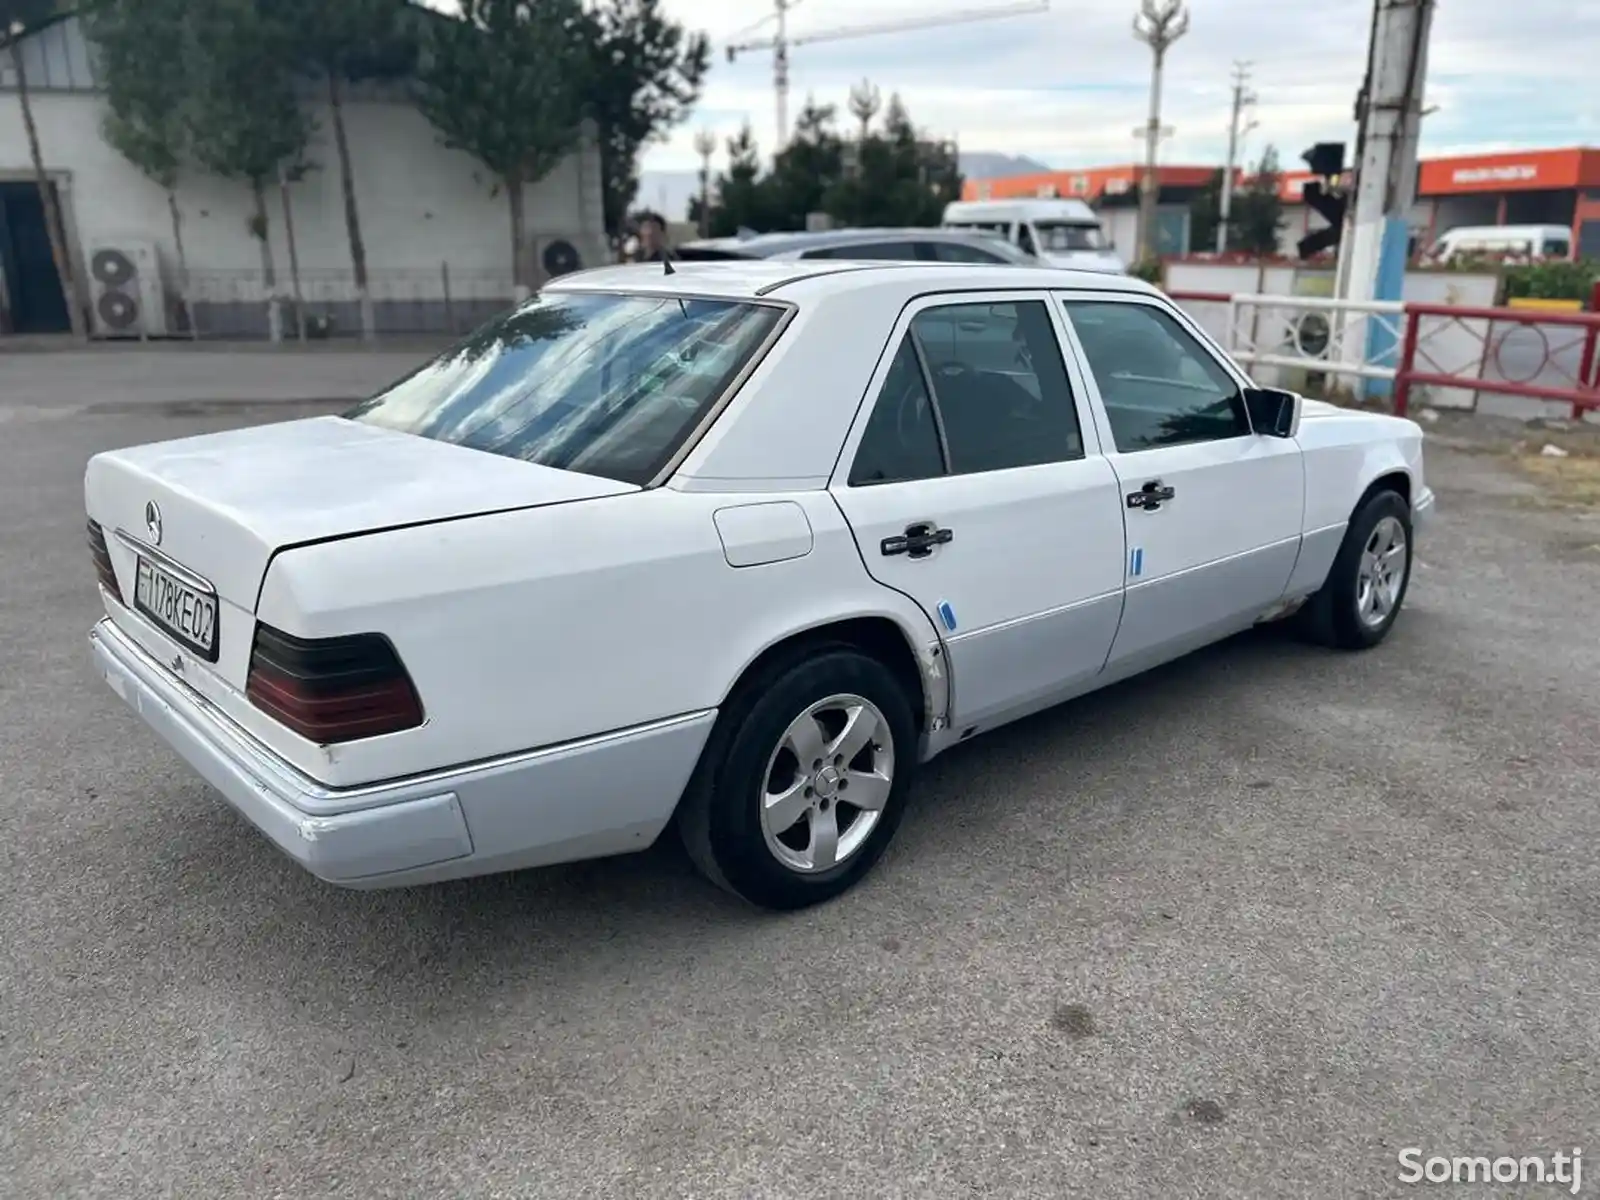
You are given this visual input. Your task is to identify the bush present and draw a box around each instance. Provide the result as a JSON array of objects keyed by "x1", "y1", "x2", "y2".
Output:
[
  {"x1": 1501, "y1": 259, "x2": 1599, "y2": 303},
  {"x1": 1128, "y1": 258, "x2": 1163, "y2": 285}
]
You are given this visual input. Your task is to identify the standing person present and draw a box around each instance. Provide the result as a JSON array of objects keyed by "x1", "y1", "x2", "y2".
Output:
[{"x1": 633, "y1": 211, "x2": 671, "y2": 262}]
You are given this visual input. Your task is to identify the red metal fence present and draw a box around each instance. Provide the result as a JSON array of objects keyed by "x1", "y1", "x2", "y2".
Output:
[
  {"x1": 1392, "y1": 304, "x2": 1600, "y2": 420},
  {"x1": 1163, "y1": 287, "x2": 1600, "y2": 422}
]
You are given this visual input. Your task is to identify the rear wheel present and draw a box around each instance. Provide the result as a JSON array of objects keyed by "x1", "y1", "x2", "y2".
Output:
[
  {"x1": 678, "y1": 648, "x2": 917, "y2": 910},
  {"x1": 1297, "y1": 489, "x2": 1413, "y2": 650}
]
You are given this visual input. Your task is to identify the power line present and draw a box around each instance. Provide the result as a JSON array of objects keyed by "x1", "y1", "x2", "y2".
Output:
[{"x1": 726, "y1": 1, "x2": 1050, "y2": 149}]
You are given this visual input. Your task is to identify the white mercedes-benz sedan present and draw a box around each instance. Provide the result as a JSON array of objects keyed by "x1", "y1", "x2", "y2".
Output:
[{"x1": 86, "y1": 260, "x2": 1434, "y2": 909}]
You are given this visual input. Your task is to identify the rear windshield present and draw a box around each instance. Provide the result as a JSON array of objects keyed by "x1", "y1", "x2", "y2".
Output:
[{"x1": 345, "y1": 291, "x2": 784, "y2": 485}]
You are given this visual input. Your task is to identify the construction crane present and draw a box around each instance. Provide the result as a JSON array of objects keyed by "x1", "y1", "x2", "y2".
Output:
[{"x1": 726, "y1": 1, "x2": 1051, "y2": 149}]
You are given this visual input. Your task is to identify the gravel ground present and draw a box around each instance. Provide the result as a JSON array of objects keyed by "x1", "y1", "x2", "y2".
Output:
[{"x1": 3, "y1": 351, "x2": 1599, "y2": 1199}]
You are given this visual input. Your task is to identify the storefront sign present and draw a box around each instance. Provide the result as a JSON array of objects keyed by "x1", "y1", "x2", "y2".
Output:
[{"x1": 1452, "y1": 164, "x2": 1538, "y2": 185}]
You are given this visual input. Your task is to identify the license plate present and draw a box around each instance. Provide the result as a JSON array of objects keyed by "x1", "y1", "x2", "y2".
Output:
[{"x1": 134, "y1": 557, "x2": 219, "y2": 662}]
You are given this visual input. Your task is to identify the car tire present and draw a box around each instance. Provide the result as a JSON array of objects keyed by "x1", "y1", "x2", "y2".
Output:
[
  {"x1": 677, "y1": 646, "x2": 918, "y2": 911},
  {"x1": 1296, "y1": 487, "x2": 1414, "y2": 650}
]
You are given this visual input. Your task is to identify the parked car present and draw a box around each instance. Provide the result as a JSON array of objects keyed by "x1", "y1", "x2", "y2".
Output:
[
  {"x1": 87, "y1": 259, "x2": 1432, "y2": 910},
  {"x1": 942, "y1": 197, "x2": 1127, "y2": 273},
  {"x1": 673, "y1": 226, "x2": 1040, "y2": 265}
]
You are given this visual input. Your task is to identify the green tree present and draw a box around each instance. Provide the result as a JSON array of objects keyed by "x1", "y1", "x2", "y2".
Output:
[
  {"x1": 267, "y1": 0, "x2": 417, "y2": 339},
  {"x1": 823, "y1": 93, "x2": 958, "y2": 228},
  {"x1": 1, "y1": 0, "x2": 84, "y2": 337},
  {"x1": 1187, "y1": 167, "x2": 1224, "y2": 253},
  {"x1": 1233, "y1": 145, "x2": 1285, "y2": 257},
  {"x1": 416, "y1": 0, "x2": 589, "y2": 293},
  {"x1": 184, "y1": 0, "x2": 313, "y2": 340},
  {"x1": 705, "y1": 123, "x2": 768, "y2": 237},
  {"x1": 582, "y1": 0, "x2": 709, "y2": 237},
  {"x1": 761, "y1": 99, "x2": 844, "y2": 230},
  {"x1": 83, "y1": 0, "x2": 195, "y2": 326}
]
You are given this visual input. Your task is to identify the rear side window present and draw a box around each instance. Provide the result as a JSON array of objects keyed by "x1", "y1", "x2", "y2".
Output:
[
  {"x1": 848, "y1": 340, "x2": 946, "y2": 486},
  {"x1": 849, "y1": 299, "x2": 1083, "y2": 485},
  {"x1": 924, "y1": 240, "x2": 1008, "y2": 263},
  {"x1": 345, "y1": 292, "x2": 783, "y2": 485},
  {"x1": 804, "y1": 242, "x2": 918, "y2": 261}
]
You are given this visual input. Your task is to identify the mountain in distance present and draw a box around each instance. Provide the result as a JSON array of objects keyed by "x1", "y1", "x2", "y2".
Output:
[
  {"x1": 635, "y1": 150, "x2": 1051, "y2": 225},
  {"x1": 959, "y1": 151, "x2": 1051, "y2": 179}
]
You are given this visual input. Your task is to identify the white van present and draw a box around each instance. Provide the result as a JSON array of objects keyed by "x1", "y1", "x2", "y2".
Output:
[
  {"x1": 941, "y1": 198, "x2": 1126, "y2": 274},
  {"x1": 1425, "y1": 224, "x2": 1572, "y2": 265}
]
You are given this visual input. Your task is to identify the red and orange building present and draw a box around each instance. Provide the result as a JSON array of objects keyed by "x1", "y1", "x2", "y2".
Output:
[{"x1": 963, "y1": 146, "x2": 1600, "y2": 260}]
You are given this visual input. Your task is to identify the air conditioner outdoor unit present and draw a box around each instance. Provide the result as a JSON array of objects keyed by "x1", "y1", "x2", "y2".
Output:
[
  {"x1": 529, "y1": 234, "x2": 586, "y2": 287},
  {"x1": 87, "y1": 239, "x2": 167, "y2": 339}
]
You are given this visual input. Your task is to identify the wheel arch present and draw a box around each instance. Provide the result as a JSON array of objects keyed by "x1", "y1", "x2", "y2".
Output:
[
  {"x1": 1355, "y1": 467, "x2": 1412, "y2": 513},
  {"x1": 720, "y1": 612, "x2": 948, "y2": 741}
]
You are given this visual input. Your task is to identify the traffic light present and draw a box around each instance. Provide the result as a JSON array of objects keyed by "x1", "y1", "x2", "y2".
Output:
[
  {"x1": 1302, "y1": 142, "x2": 1346, "y2": 179},
  {"x1": 1297, "y1": 144, "x2": 1349, "y2": 259}
]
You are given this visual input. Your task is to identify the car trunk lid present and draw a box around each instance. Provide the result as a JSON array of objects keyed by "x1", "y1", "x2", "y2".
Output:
[{"x1": 86, "y1": 414, "x2": 638, "y2": 613}]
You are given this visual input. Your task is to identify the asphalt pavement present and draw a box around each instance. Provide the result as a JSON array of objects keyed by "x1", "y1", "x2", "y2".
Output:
[{"x1": 3, "y1": 349, "x2": 1599, "y2": 1199}]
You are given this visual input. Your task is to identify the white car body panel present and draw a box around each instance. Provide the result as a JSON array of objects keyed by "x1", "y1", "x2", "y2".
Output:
[
  {"x1": 1051, "y1": 289, "x2": 1307, "y2": 673},
  {"x1": 253, "y1": 487, "x2": 947, "y2": 787},
  {"x1": 826, "y1": 287, "x2": 1127, "y2": 732},
  {"x1": 85, "y1": 258, "x2": 1432, "y2": 888}
]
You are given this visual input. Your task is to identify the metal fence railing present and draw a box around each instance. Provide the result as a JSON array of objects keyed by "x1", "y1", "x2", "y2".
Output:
[{"x1": 155, "y1": 266, "x2": 521, "y2": 343}]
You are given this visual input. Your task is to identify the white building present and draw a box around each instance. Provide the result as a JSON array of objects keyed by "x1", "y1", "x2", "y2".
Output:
[{"x1": 0, "y1": 12, "x2": 607, "y2": 338}]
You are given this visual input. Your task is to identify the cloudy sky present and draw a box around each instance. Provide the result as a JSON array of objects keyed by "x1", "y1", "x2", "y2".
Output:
[{"x1": 639, "y1": 0, "x2": 1596, "y2": 175}]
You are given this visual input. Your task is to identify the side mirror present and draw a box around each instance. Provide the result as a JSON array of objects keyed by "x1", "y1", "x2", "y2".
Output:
[{"x1": 1243, "y1": 387, "x2": 1302, "y2": 439}]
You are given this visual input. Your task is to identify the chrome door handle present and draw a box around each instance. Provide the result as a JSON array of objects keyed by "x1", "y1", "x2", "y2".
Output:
[
  {"x1": 1126, "y1": 480, "x2": 1176, "y2": 511},
  {"x1": 882, "y1": 521, "x2": 953, "y2": 559}
]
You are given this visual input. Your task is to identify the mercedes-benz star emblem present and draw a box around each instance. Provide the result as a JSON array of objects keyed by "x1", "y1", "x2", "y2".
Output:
[{"x1": 144, "y1": 500, "x2": 162, "y2": 546}]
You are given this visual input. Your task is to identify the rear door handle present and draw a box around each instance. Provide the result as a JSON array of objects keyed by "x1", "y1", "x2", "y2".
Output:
[
  {"x1": 1126, "y1": 480, "x2": 1176, "y2": 511},
  {"x1": 882, "y1": 521, "x2": 953, "y2": 559}
]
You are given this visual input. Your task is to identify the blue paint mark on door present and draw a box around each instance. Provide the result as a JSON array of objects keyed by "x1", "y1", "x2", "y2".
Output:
[
  {"x1": 1129, "y1": 546, "x2": 1144, "y2": 578},
  {"x1": 937, "y1": 600, "x2": 958, "y2": 632}
]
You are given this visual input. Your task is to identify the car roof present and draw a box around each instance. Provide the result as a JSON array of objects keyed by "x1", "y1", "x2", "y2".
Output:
[
  {"x1": 546, "y1": 259, "x2": 1154, "y2": 302},
  {"x1": 675, "y1": 226, "x2": 1023, "y2": 258}
]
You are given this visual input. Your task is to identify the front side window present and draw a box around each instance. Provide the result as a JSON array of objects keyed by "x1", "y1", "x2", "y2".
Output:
[
  {"x1": 1542, "y1": 238, "x2": 1571, "y2": 257},
  {"x1": 1063, "y1": 300, "x2": 1249, "y2": 452},
  {"x1": 345, "y1": 292, "x2": 783, "y2": 485},
  {"x1": 1036, "y1": 222, "x2": 1107, "y2": 253},
  {"x1": 849, "y1": 299, "x2": 1083, "y2": 485}
]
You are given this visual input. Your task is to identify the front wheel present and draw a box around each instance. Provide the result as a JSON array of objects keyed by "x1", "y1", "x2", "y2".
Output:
[
  {"x1": 1297, "y1": 488, "x2": 1414, "y2": 650},
  {"x1": 677, "y1": 648, "x2": 917, "y2": 910}
]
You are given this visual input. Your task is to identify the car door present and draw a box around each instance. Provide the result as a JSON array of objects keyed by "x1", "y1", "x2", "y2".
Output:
[
  {"x1": 1055, "y1": 292, "x2": 1306, "y2": 674},
  {"x1": 830, "y1": 293, "x2": 1127, "y2": 733}
]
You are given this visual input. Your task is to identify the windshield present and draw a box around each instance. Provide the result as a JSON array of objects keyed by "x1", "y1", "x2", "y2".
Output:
[
  {"x1": 1035, "y1": 221, "x2": 1107, "y2": 252},
  {"x1": 345, "y1": 291, "x2": 784, "y2": 485}
]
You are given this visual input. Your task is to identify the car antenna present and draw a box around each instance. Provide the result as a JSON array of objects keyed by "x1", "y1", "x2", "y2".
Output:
[{"x1": 662, "y1": 245, "x2": 676, "y2": 275}]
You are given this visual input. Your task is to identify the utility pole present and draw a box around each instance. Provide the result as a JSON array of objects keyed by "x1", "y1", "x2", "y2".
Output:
[
  {"x1": 772, "y1": 0, "x2": 792, "y2": 148},
  {"x1": 1132, "y1": 0, "x2": 1189, "y2": 263},
  {"x1": 1338, "y1": 0, "x2": 1435, "y2": 396},
  {"x1": 693, "y1": 128, "x2": 717, "y2": 238},
  {"x1": 1217, "y1": 60, "x2": 1257, "y2": 254}
]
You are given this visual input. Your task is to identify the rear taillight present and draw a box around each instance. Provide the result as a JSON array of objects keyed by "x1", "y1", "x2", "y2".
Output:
[
  {"x1": 87, "y1": 520, "x2": 122, "y2": 602},
  {"x1": 245, "y1": 624, "x2": 424, "y2": 745}
]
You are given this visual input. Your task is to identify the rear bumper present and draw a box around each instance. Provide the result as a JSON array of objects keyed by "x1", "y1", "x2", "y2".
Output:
[{"x1": 89, "y1": 619, "x2": 716, "y2": 888}]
